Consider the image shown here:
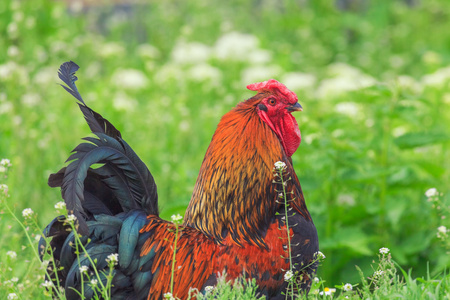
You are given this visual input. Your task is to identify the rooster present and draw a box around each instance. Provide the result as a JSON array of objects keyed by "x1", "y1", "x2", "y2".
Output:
[{"x1": 40, "y1": 61, "x2": 318, "y2": 300}]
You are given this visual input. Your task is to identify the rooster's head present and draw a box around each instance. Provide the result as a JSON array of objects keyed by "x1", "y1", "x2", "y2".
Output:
[{"x1": 248, "y1": 79, "x2": 302, "y2": 157}]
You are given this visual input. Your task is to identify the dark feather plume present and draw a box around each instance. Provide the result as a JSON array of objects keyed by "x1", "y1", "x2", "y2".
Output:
[
  {"x1": 58, "y1": 61, "x2": 84, "y2": 103},
  {"x1": 58, "y1": 61, "x2": 121, "y2": 139},
  {"x1": 54, "y1": 61, "x2": 158, "y2": 235}
]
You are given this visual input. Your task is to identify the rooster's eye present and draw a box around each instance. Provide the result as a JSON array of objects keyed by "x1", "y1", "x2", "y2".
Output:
[{"x1": 268, "y1": 98, "x2": 276, "y2": 106}]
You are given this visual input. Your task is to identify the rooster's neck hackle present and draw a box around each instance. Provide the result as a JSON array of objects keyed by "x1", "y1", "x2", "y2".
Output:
[{"x1": 185, "y1": 95, "x2": 309, "y2": 248}]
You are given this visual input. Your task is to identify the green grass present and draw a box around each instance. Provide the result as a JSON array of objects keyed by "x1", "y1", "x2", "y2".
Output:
[{"x1": 1, "y1": 0, "x2": 449, "y2": 298}]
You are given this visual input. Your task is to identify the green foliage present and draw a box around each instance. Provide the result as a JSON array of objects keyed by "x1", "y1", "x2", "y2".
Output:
[
  {"x1": 193, "y1": 273, "x2": 263, "y2": 300},
  {"x1": 1, "y1": 0, "x2": 450, "y2": 298}
]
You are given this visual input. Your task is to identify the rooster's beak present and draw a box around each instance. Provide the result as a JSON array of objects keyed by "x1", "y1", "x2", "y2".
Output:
[{"x1": 287, "y1": 102, "x2": 303, "y2": 112}]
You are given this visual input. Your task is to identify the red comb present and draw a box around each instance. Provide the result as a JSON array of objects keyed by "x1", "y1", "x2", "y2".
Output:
[{"x1": 247, "y1": 79, "x2": 298, "y2": 104}]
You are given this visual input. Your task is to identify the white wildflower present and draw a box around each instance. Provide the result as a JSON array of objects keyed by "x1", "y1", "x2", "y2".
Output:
[
  {"x1": 335, "y1": 102, "x2": 360, "y2": 117},
  {"x1": 274, "y1": 161, "x2": 286, "y2": 170},
  {"x1": 316, "y1": 63, "x2": 376, "y2": 99},
  {"x1": 163, "y1": 292, "x2": 175, "y2": 300},
  {"x1": 171, "y1": 40, "x2": 211, "y2": 65},
  {"x1": 394, "y1": 75, "x2": 423, "y2": 94},
  {"x1": 21, "y1": 93, "x2": 41, "y2": 107},
  {"x1": 41, "y1": 260, "x2": 50, "y2": 268},
  {"x1": 7, "y1": 22, "x2": 18, "y2": 39},
  {"x1": 154, "y1": 63, "x2": 184, "y2": 84},
  {"x1": 342, "y1": 283, "x2": 352, "y2": 292},
  {"x1": 248, "y1": 49, "x2": 272, "y2": 65},
  {"x1": 379, "y1": 247, "x2": 390, "y2": 254},
  {"x1": 7, "y1": 293, "x2": 18, "y2": 300},
  {"x1": 337, "y1": 194, "x2": 355, "y2": 206},
  {"x1": 188, "y1": 63, "x2": 222, "y2": 83},
  {"x1": 106, "y1": 253, "x2": 119, "y2": 266},
  {"x1": 54, "y1": 201, "x2": 66, "y2": 210},
  {"x1": 0, "y1": 101, "x2": 13, "y2": 115},
  {"x1": 66, "y1": 214, "x2": 77, "y2": 223},
  {"x1": 373, "y1": 270, "x2": 384, "y2": 277},
  {"x1": 99, "y1": 42, "x2": 125, "y2": 59},
  {"x1": 0, "y1": 166, "x2": 6, "y2": 173},
  {"x1": 6, "y1": 251, "x2": 17, "y2": 259},
  {"x1": 204, "y1": 285, "x2": 214, "y2": 292},
  {"x1": 171, "y1": 214, "x2": 183, "y2": 224},
  {"x1": 7, "y1": 45, "x2": 20, "y2": 58},
  {"x1": 33, "y1": 66, "x2": 56, "y2": 86},
  {"x1": 11, "y1": 277, "x2": 19, "y2": 282},
  {"x1": 315, "y1": 251, "x2": 326, "y2": 260},
  {"x1": 136, "y1": 44, "x2": 160, "y2": 60},
  {"x1": 22, "y1": 208, "x2": 34, "y2": 219},
  {"x1": 113, "y1": 92, "x2": 138, "y2": 112},
  {"x1": 41, "y1": 280, "x2": 54, "y2": 288},
  {"x1": 111, "y1": 68, "x2": 149, "y2": 90},
  {"x1": 284, "y1": 270, "x2": 294, "y2": 281},
  {"x1": 319, "y1": 287, "x2": 336, "y2": 296},
  {"x1": 0, "y1": 184, "x2": 8, "y2": 195},
  {"x1": 79, "y1": 265, "x2": 89, "y2": 273},
  {"x1": 425, "y1": 188, "x2": 439, "y2": 198},
  {"x1": 214, "y1": 32, "x2": 260, "y2": 62},
  {"x1": 90, "y1": 279, "x2": 98, "y2": 286},
  {"x1": 422, "y1": 66, "x2": 450, "y2": 87},
  {"x1": 313, "y1": 277, "x2": 320, "y2": 283},
  {"x1": 437, "y1": 226, "x2": 448, "y2": 239}
]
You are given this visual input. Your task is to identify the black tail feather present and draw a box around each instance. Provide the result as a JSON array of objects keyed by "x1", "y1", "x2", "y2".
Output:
[
  {"x1": 59, "y1": 61, "x2": 122, "y2": 140},
  {"x1": 42, "y1": 62, "x2": 159, "y2": 299},
  {"x1": 58, "y1": 61, "x2": 84, "y2": 103},
  {"x1": 52, "y1": 61, "x2": 158, "y2": 235}
]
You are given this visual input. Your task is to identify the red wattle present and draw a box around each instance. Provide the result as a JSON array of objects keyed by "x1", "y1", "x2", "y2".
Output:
[{"x1": 281, "y1": 113, "x2": 301, "y2": 157}]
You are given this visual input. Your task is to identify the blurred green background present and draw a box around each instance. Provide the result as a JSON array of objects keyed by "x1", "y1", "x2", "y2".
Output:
[{"x1": 1, "y1": 0, "x2": 449, "y2": 295}]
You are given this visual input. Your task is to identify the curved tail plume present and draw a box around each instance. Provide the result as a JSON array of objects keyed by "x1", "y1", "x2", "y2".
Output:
[{"x1": 50, "y1": 61, "x2": 158, "y2": 234}]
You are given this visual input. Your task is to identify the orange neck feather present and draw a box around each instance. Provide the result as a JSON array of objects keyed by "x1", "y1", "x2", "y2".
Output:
[{"x1": 184, "y1": 95, "x2": 310, "y2": 248}]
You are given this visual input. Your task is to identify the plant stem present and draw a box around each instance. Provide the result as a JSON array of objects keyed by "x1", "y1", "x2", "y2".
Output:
[
  {"x1": 170, "y1": 223, "x2": 179, "y2": 295},
  {"x1": 278, "y1": 167, "x2": 294, "y2": 299}
]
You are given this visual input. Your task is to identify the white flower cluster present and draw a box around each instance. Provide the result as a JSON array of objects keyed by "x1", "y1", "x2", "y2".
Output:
[
  {"x1": 22, "y1": 208, "x2": 34, "y2": 219},
  {"x1": 66, "y1": 214, "x2": 77, "y2": 223},
  {"x1": 204, "y1": 286, "x2": 214, "y2": 292},
  {"x1": 7, "y1": 293, "x2": 18, "y2": 300},
  {"x1": 79, "y1": 265, "x2": 89, "y2": 274},
  {"x1": 379, "y1": 247, "x2": 390, "y2": 254},
  {"x1": 319, "y1": 287, "x2": 336, "y2": 296},
  {"x1": 284, "y1": 270, "x2": 294, "y2": 282},
  {"x1": 54, "y1": 201, "x2": 66, "y2": 210},
  {"x1": 163, "y1": 292, "x2": 176, "y2": 300},
  {"x1": 106, "y1": 253, "x2": 119, "y2": 266},
  {"x1": 0, "y1": 183, "x2": 8, "y2": 196},
  {"x1": 437, "y1": 226, "x2": 448, "y2": 240},
  {"x1": 373, "y1": 270, "x2": 384, "y2": 278},
  {"x1": 0, "y1": 158, "x2": 12, "y2": 173},
  {"x1": 6, "y1": 250, "x2": 17, "y2": 259},
  {"x1": 41, "y1": 280, "x2": 54, "y2": 288},
  {"x1": 171, "y1": 214, "x2": 183, "y2": 224},
  {"x1": 315, "y1": 251, "x2": 326, "y2": 260},
  {"x1": 425, "y1": 188, "x2": 439, "y2": 198},
  {"x1": 342, "y1": 283, "x2": 353, "y2": 292},
  {"x1": 425, "y1": 188, "x2": 441, "y2": 204},
  {"x1": 274, "y1": 161, "x2": 287, "y2": 171},
  {"x1": 316, "y1": 63, "x2": 376, "y2": 99}
]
